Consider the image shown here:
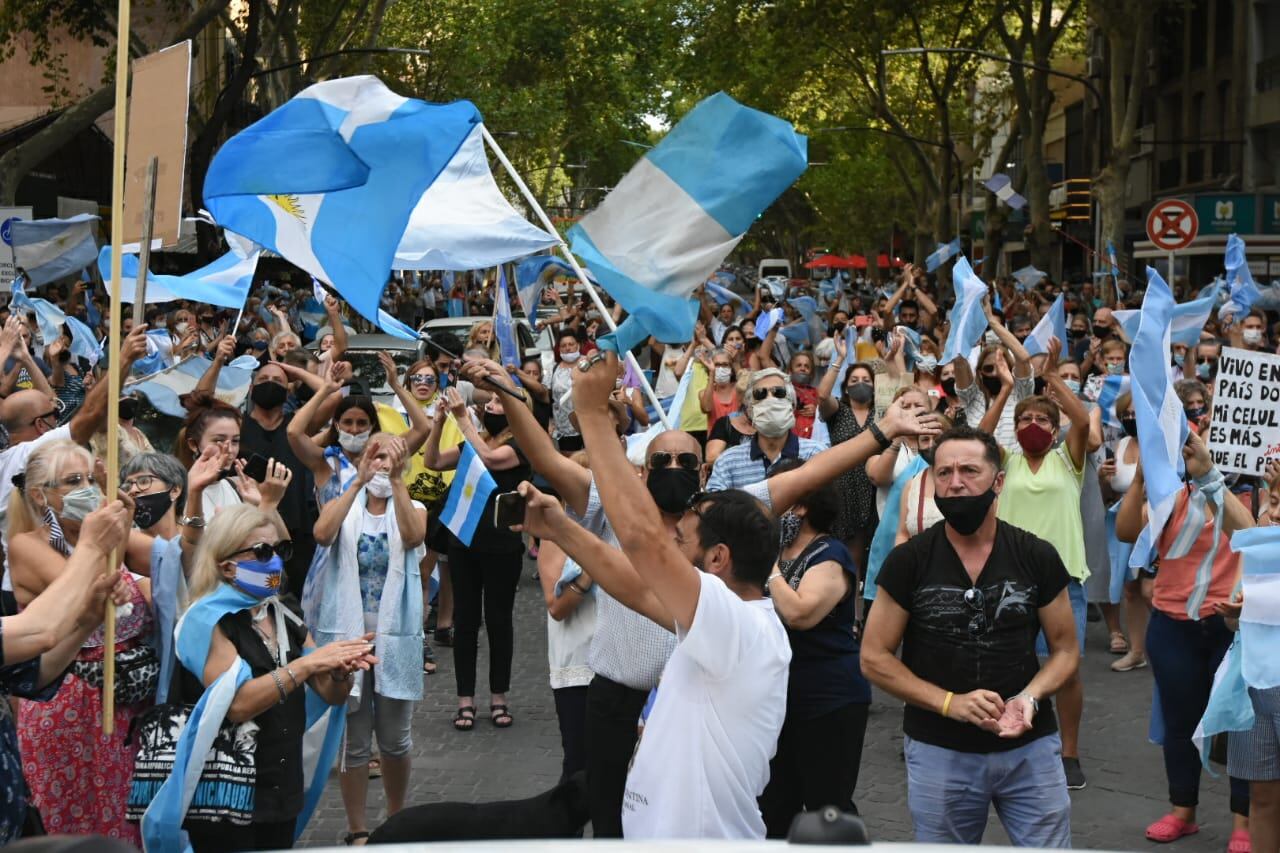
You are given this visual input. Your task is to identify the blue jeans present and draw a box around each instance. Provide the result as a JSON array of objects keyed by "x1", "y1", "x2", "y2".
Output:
[
  {"x1": 1036, "y1": 579, "x2": 1086, "y2": 656},
  {"x1": 904, "y1": 733, "x2": 1072, "y2": 847}
]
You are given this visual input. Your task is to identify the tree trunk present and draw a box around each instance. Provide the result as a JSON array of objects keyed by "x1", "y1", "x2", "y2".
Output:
[
  {"x1": 0, "y1": 0, "x2": 233, "y2": 205},
  {"x1": 1022, "y1": 120, "x2": 1055, "y2": 270}
]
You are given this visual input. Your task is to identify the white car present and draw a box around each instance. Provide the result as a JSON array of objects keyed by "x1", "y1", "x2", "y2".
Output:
[{"x1": 420, "y1": 315, "x2": 555, "y2": 379}]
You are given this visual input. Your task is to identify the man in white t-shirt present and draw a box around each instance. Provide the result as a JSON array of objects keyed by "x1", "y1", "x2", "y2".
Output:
[{"x1": 519, "y1": 350, "x2": 791, "y2": 839}]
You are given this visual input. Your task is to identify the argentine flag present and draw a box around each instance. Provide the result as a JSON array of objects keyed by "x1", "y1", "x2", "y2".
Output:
[
  {"x1": 1012, "y1": 265, "x2": 1046, "y2": 292},
  {"x1": 925, "y1": 238, "x2": 961, "y2": 273},
  {"x1": 203, "y1": 76, "x2": 481, "y2": 330},
  {"x1": 941, "y1": 256, "x2": 989, "y2": 363},
  {"x1": 9, "y1": 214, "x2": 99, "y2": 286},
  {"x1": 129, "y1": 354, "x2": 259, "y2": 417},
  {"x1": 1221, "y1": 233, "x2": 1262, "y2": 322},
  {"x1": 515, "y1": 256, "x2": 570, "y2": 318},
  {"x1": 568, "y1": 91, "x2": 807, "y2": 353},
  {"x1": 440, "y1": 438, "x2": 498, "y2": 545},
  {"x1": 10, "y1": 276, "x2": 67, "y2": 344},
  {"x1": 98, "y1": 243, "x2": 260, "y2": 309},
  {"x1": 492, "y1": 265, "x2": 521, "y2": 371},
  {"x1": 1128, "y1": 267, "x2": 1188, "y2": 572},
  {"x1": 1023, "y1": 293, "x2": 1068, "y2": 357},
  {"x1": 1113, "y1": 279, "x2": 1219, "y2": 347}
]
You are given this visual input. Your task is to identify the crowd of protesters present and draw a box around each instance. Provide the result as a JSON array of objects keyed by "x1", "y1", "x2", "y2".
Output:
[{"x1": 0, "y1": 256, "x2": 1275, "y2": 852}]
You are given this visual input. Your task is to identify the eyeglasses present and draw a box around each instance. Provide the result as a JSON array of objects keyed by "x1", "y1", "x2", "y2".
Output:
[
  {"x1": 751, "y1": 386, "x2": 788, "y2": 402},
  {"x1": 222, "y1": 541, "x2": 294, "y2": 563},
  {"x1": 963, "y1": 587, "x2": 988, "y2": 636},
  {"x1": 47, "y1": 472, "x2": 95, "y2": 490},
  {"x1": 1016, "y1": 414, "x2": 1054, "y2": 427},
  {"x1": 122, "y1": 474, "x2": 165, "y2": 493},
  {"x1": 648, "y1": 451, "x2": 700, "y2": 471},
  {"x1": 980, "y1": 364, "x2": 999, "y2": 376},
  {"x1": 408, "y1": 374, "x2": 438, "y2": 387}
]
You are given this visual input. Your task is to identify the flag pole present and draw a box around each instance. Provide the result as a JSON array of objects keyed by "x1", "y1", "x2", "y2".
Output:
[
  {"x1": 102, "y1": 0, "x2": 133, "y2": 736},
  {"x1": 480, "y1": 127, "x2": 672, "y2": 429},
  {"x1": 132, "y1": 157, "x2": 158, "y2": 324}
]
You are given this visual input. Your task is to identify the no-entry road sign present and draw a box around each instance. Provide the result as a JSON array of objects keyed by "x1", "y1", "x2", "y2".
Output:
[{"x1": 1146, "y1": 199, "x2": 1199, "y2": 252}]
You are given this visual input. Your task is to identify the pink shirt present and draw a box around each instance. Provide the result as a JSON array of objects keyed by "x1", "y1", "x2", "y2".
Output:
[{"x1": 1153, "y1": 485, "x2": 1239, "y2": 620}]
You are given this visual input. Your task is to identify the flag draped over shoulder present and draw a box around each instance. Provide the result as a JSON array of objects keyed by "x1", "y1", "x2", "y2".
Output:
[
  {"x1": 941, "y1": 256, "x2": 989, "y2": 363},
  {"x1": 1023, "y1": 293, "x2": 1067, "y2": 357},
  {"x1": 1128, "y1": 267, "x2": 1188, "y2": 572},
  {"x1": 9, "y1": 215, "x2": 99, "y2": 286},
  {"x1": 98, "y1": 244, "x2": 259, "y2": 310},
  {"x1": 568, "y1": 91, "x2": 807, "y2": 353}
]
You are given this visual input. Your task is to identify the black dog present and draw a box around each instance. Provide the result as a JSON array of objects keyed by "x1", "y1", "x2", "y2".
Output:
[{"x1": 369, "y1": 773, "x2": 588, "y2": 843}]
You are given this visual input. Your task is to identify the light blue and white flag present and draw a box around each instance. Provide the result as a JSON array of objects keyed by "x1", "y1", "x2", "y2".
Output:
[
  {"x1": 626, "y1": 355, "x2": 694, "y2": 466},
  {"x1": 1128, "y1": 267, "x2": 1188, "y2": 572},
  {"x1": 924, "y1": 238, "x2": 961, "y2": 273},
  {"x1": 64, "y1": 315, "x2": 102, "y2": 366},
  {"x1": 754, "y1": 306, "x2": 784, "y2": 340},
  {"x1": 705, "y1": 280, "x2": 749, "y2": 314},
  {"x1": 1221, "y1": 233, "x2": 1263, "y2": 323},
  {"x1": 298, "y1": 281, "x2": 327, "y2": 341},
  {"x1": 98, "y1": 244, "x2": 259, "y2": 310},
  {"x1": 1107, "y1": 239, "x2": 1121, "y2": 279},
  {"x1": 568, "y1": 91, "x2": 807, "y2": 353},
  {"x1": 492, "y1": 265, "x2": 520, "y2": 371},
  {"x1": 1096, "y1": 373, "x2": 1131, "y2": 431},
  {"x1": 941, "y1": 256, "x2": 989, "y2": 363},
  {"x1": 9, "y1": 214, "x2": 99, "y2": 286},
  {"x1": 10, "y1": 276, "x2": 66, "y2": 344},
  {"x1": 786, "y1": 295, "x2": 824, "y2": 349},
  {"x1": 1233, "y1": 526, "x2": 1280, "y2": 689},
  {"x1": 1114, "y1": 279, "x2": 1220, "y2": 347},
  {"x1": 1023, "y1": 293, "x2": 1068, "y2": 358},
  {"x1": 440, "y1": 438, "x2": 497, "y2": 545},
  {"x1": 128, "y1": 354, "x2": 259, "y2": 417},
  {"x1": 983, "y1": 174, "x2": 1026, "y2": 210},
  {"x1": 203, "y1": 76, "x2": 482, "y2": 331},
  {"x1": 1012, "y1": 265, "x2": 1046, "y2": 291},
  {"x1": 515, "y1": 256, "x2": 568, "y2": 319},
  {"x1": 394, "y1": 123, "x2": 556, "y2": 270}
]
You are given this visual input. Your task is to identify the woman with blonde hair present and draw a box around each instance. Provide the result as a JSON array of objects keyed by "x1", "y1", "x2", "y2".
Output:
[
  {"x1": 146, "y1": 503, "x2": 376, "y2": 851},
  {"x1": 8, "y1": 439, "x2": 155, "y2": 844},
  {"x1": 465, "y1": 319, "x2": 500, "y2": 362}
]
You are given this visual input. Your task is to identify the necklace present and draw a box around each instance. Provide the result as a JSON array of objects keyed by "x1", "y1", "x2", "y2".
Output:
[{"x1": 250, "y1": 608, "x2": 280, "y2": 664}]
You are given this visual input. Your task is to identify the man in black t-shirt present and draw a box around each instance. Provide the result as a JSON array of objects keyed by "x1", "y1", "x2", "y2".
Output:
[{"x1": 862, "y1": 424, "x2": 1079, "y2": 848}]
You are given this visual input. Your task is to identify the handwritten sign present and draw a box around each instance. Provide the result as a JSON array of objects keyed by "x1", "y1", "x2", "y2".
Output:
[{"x1": 1207, "y1": 346, "x2": 1280, "y2": 475}]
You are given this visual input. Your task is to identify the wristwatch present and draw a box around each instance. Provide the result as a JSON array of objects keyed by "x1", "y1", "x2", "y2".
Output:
[
  {"x1": 1017, "y1": 693, "x2": 1040, "y2": 714},
  {"x1": 179, "y1": 515, "x2": 206, "y2": 528}
]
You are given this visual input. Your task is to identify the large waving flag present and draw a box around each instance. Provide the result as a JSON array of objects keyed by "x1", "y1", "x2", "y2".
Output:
[
  {"x1": 98, "y1": 244, "x2": 259, "y2": 310},
  {"x1": 65, "y1": 315, "x2": 102, "y2": 366},
  {"x1": 513, "y1": 256, "x2": 587, "y2": 319},
  {"x1": 568, "y1": 91, "x2": 807, "y2": 353},
  {"x1": 203, "y1": 76, "x2": 481, "y2": 330},
  {"x1": 1114, "y1": 279, "x2": 1220, "y2": 347},
  {"x1": 394, "y1": 126, "x2": 556, "y2": 269},
  {"x1": 925, "y1": 238, "x2": 961, "y2": 273},
  {"x1": 941, "y1": 256, "x2": 989, "y2": 363},
  {"x1": 9, "y1": 214, "x2": 99, "y2": 286},
  {"x1": 128, "y1": 354, "x2": 259, "y2": 417},
  {"x1": 1221, "y1": 233, "x2": 1263, "y2": 322},
  {"x1": 1128, "y1": 267, "x2": 1188, "y2": 572},
  {"x1": 440, "y1": 438, "x2": 498, "y2": 545},
  {"x1": 10, "y1": 276, "x2": 66, "y2": 344},
  {"x1": 1023, "y1": 293, "x2": 1067, "y2": 357}
]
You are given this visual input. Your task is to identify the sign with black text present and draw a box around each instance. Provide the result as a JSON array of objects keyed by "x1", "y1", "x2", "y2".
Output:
[{"x1": 1207, "y1": 346, "x2": 1280, "y2": 475}]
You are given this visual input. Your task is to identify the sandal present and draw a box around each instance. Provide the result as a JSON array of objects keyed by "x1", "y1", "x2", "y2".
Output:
[
  {"x1": 453, "y1": 705, "x2": 476, "y2": 731},
  {"x1": 434, "y1": 626, "x2": 454, "y2": 647},
  {"x1": 1112, "y1": 650, "x2": 1147, "y2": 672},
  {"x1": 1228, "y1": 828, "x2": 1251, "y2": 853},
  {"x1": 1145, "y1": 814, "x2": 1199, "y2": 843},
  {"x1": 367, "y1": 758, "x2": 381, "y2": 779},
  {"x1": 1109, "y1": 631, "x2": 1129, "y2": 654},
  {"x1": 344, "y1": 831, "x2": 370, "y2": 845},
  {"x1": 490, "y1": 703, "x2": 513, "y2": 728},
  {"x1": 423, "y1": 641, "x2": 437, "y2": 675}
]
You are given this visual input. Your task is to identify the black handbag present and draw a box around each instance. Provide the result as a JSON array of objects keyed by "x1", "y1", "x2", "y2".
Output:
[{"x1": 71, "y1": 643, "x2": 160, "y2": 706}]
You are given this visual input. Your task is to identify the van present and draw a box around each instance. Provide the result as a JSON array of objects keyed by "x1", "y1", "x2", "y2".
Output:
[{"x1": 757, "y1": 258, "x2": 792, "y2": 280}]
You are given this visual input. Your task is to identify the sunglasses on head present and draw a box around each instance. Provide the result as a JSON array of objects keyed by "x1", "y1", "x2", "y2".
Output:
[
  {"x1": 648, "y1": 451, "x2": 700, "y2": 471},
  {"x1": 223, "y1": 541, "x2": 294, "y2": 563},
  {"x1": 751, "y1": 386, "x2": 788, "y2": 402}
]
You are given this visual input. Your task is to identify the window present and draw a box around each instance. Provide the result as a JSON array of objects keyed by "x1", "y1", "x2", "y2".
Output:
[
  {"x1": 1214, "y1": 0, "x2": 1233, "y2": 59},
  {"x1": 1189, "y1": 0, "x2": 1208, "y2": 69}
]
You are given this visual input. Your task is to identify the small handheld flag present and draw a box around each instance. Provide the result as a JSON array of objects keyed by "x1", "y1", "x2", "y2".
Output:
[
  {"x1": 1022, "y1": 293, "x2": 1067, "y2": 358},
  {"x1": 925, "y1": 238, "x2": 962, "y2": 273},
  {"x1": 440, "y1": 438, "x2": 498, "y2": 545},
  {"x1": 983, "y1": 174, "x2": 1027, "y2": 210},
  {"x1": 940, "y1": 256, "x2": 989, "y2": 363}
]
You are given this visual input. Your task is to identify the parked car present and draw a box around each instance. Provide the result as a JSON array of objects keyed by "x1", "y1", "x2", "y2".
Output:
[
  {"x1": 307, "y1": 333, "x2": 423, "y2": 406},
  {"x1": 420, "y1": 315, "x2": 555, "y2": 378}
]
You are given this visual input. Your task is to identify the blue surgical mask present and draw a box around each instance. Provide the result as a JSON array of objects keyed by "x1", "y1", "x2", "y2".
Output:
[
  {"x1": 1063, "y1": 379, "x2": 1081, "y2": 396},
  {"x1": 1105, "y1": 363, "x2": 1124, "y2": 376},
  {"x1": 231, "y1": 555, "x2": 284, "y2": 599},
  {"x1": 1197, "y1": 361, "x2": 1212, "y2": 380},
  {"x1": 1173, "y1": 353, "x2": 1185, "y2": 367}
]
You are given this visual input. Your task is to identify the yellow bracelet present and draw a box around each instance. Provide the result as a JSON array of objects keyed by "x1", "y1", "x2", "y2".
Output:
[{"x1": 941, "y1": 691, "x2": 955, "y2": 718}]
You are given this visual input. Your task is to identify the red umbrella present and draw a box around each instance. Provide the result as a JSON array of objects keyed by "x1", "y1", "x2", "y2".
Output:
[
  {"x1": 845, "y1": 254, "x2": 868, "y2": 269},
  {"x1": 804, "y1": 253, "x2": 848, "y2": 269},
  {"x1": 876, "y1": 253, "x2": 890, "y2": 268}
]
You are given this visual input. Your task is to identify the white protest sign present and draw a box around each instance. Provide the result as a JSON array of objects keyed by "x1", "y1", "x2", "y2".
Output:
[{"x1": 1207, "y1": 346, "x2": 1280, "y2": 476}]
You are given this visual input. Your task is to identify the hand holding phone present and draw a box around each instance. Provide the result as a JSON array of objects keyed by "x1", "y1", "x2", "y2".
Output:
[
  {"x1": 240, "y1": 453, "x2": 270, "y2": 483},
  {"x1": 493, "y1": 491, "x2": 526, "y2": 529}
]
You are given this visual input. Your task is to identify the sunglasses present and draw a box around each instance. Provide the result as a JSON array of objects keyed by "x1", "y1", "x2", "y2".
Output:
[
  {"x1": 751, "y1": 386, "x2": 788, "y2": 402},
  {"x1": 48, "y1": 472, "x2": 95, "y2": 489},
  {"x1": 648, "y1": 451, "x2": 700, "y2": 471},
  {"x1": 408, "y1": 374, "x2": 438, "y2": 387},
  {"x1": 963, "y1": 586, "x2": 988, "y2": 636},
  {"x1": 222, "y1": 541, "x2": 294, "y2": 563}
]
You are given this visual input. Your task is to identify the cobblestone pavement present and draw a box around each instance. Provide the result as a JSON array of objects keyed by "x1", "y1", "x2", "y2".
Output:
[{"x1": 302, "y1": 565, "x2": 1236, "y2": 850}]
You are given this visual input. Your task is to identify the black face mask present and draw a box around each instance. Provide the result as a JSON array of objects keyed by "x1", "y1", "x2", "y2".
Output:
[
  {"x1": 1092, "y1": 324, "x2": 1110, "y2": 339},
  {"x1": 251, "y1": 380, "x2": 288, "y2": 410},
  {"x1": 941, "y1": 377, "x2": 957, "y2": 398},
  {"x1": 1033, "y1": 376, "x2": 1048, "y2": 396},
  {"x1": 846, "y1": 383, "x2": 874, "y2": 405},
  {"x1": 981, "y1": 375, "x2": 1002, "y2": 395},
  {"x1": 482, "y1": 412, "x2": 508, "y2": 435},
  {"x1": 934, "y1": 487, "x2": 998, "y2": 535},
  {"x1": 119, "y1": 397, "x2": 138, "y2": 421},
  {"x1": 832, "y1": 322, "x2": 846, "y2": 336},
  {"x1": 646, "y1": 466, "x2": 700, "y2": 515},
  {"x1": 133, "y1": 490, "x2": 174, "y2": 529},
  {"x1": 1119, "y1": 416, "x2": 1139, "y2": 438}
]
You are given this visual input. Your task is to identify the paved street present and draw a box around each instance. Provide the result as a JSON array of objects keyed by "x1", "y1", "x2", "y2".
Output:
[{"x1": 303, "y1": 565, "x2": 1236, "y2": 850}]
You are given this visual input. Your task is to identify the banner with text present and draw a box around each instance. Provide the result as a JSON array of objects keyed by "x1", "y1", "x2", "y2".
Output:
[{"x1": 1207, "y1": 346, "x2": 1280, "y2": 475}]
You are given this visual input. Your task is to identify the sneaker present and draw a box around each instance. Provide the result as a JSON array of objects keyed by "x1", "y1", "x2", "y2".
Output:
[
  {"x1": 1062, "y1": 756, "x2": 1086, "y2": 790},
  {"x1": 1112, "y1": 650, "x2": 1148, "y2": 672}
]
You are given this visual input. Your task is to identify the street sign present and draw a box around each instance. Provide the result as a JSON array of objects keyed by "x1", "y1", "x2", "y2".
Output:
[
  {"x1": 1146, "y1": 199, "x2": 1199, "y2": 252},
  {"x1": 0, "y1": 206, "x2": 33, "y2": 285}
]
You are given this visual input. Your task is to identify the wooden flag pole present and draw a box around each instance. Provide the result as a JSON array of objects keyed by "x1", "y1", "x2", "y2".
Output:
[
  {"x1": 102, "y1": 0, "x2": 133, "y2": 736},
  {"x1": 133, "y1": 157, "x2": 158, "y2": 324}
]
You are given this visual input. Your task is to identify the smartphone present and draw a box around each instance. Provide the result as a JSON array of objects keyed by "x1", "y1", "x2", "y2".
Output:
[
  {"x1": 493, "y1": 491, "x2": 525, "y2": 529},
  {"x1": 854, "y1": 315, "x2": 874, "y2": 328},
  {"x1": 241, "y1": 453, "x2": 270, "y2": 483}
]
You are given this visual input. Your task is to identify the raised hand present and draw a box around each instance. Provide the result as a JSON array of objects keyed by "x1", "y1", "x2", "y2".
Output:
[
  {"x1": 512, "y1": 481, "x2": 567, "y2": 538},
  {"x1": 188, "y1": 444, "x2": 227, "y2": 492},
  {"x1": 444, "y1": 386, "x2": 467, "y2": 418},
  {"x1": 377, "y1": 351, "x2": 400, "y2": 388},
  {"x1": 571, "y1": 349, "x2": 618, "y2": 411},
  {"x1": 879, "y1": 396, "x2": 942, "y2": 442},
  {"x1": 215, "y1": 334, "x2": 236, "y2": 364},
  {"x1": 257, "y1": 458, "x2": 293, "y2": 508}
]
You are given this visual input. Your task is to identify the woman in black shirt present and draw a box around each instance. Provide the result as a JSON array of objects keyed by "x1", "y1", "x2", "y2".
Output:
[{"x1": 423, "y1": 388, "x2": 532, "y2": 732}]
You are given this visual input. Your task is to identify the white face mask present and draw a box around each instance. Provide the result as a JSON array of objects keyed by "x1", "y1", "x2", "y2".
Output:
[
  {"x1": 752, "y1": 396, "x2": 796, "y2": 437},
  {"x1": 714, "y1": 367, "x2": 733, "y2": 385},
  {"x1": 1243, "y1": 328, "x2": 1264, "y2": 345},
  {"x1": 915, "y1": 354, "x2": 939, "y2": 374},
  {"x1": 339, "y1": 429, "x2": 371, "y2": 454},
  {"x1": 561, "y1": 350, "x2": 581, "y2": 363},
  {"x1": 366, "y1": 471, "x2": 393, "y2": 498},
  {"x1": 174, "y1": 321, "x2": 189, "y2": 335}
]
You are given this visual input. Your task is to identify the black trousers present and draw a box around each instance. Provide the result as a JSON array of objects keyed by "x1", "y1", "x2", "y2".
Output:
[
  {"x1": 187, "y1": 817, "x2": 295, "y2": 851},
  {"x1": 554, "y1": 685, "x2": 589, "y2": 781},
  {"x1": 759, "y1": 702, "x2": 870, "y2": 839},
  {"x1": 585, "y1": 674, "x2": 649, "y2": 839},
  {"x1": 448, "y1": 544, "x2": 522, "y2": 697}
]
